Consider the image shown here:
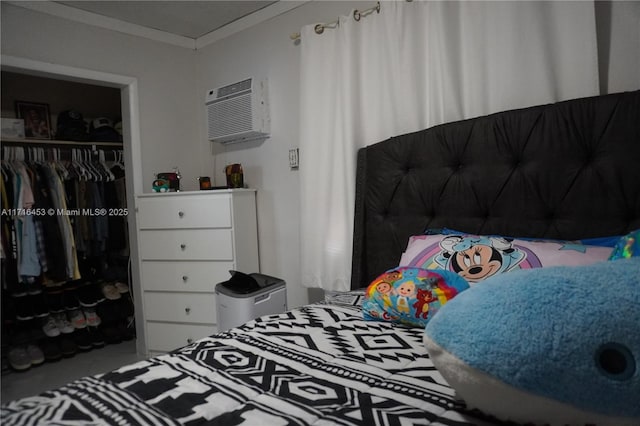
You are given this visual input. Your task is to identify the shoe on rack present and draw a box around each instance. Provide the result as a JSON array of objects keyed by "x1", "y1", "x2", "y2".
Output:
[
  {"x1": 97, "y1": 302, "x2": 118, "y2": 323},
  {"x1": 91, "y1": 282, "x2": 106, "y2": 304},
  {"x1": 114, "y1": 282, "x2": 130, "y2": 294},
  {"x1": 46, "y1": 291, "x2": 65, "y2": 313},
  {"x1": 59, "y1": 336, "x2": 77, "y2": 357},
  {"x1": 68, "y1": 309, "x2": 87, "y2": 329},
  {"x1": 42, "y1": 315, "x2": 61, "y2": 337},
  {"x1": 77, "y1": 283, "x2": 105, "y2": 307},
  {"x1": 62, "y1": 290, "x2": 80, "y2": 310},
  {"x1": 40, "y1": 339, "x2": 62, "y2": 362},
  {"x1": 11, "y1": 330, "x2": 32, "y2": 346},
  {"x1": 83, "y1": 308, "x2": 101, "y2": 327},
  {"x1": 14, "y1": 294, "x2": 34, "y2": 321},
  {"x1": 52, "y1": 313, "x2": 75, "y2": 334},
  {"x1": 8, "y1": 346, "x2": 31, "y2": 371},
  {"x1": 101, "y1": 282, "x2": 121, "y2": 300},
  {"x1": 31, "y1": 293, "x2": 50, "y2": 318},
  {"x1": 29, "y1": 324, "x2": 46, "y2": 342},
  {"x1": 26, "y1": 281, "x2": 43, "y2": 295},
  {"x1": 101, "y1": 324, "x2": 122, "y2": 345},
  {"x1": 88, "y1": 326, "x2": 105, "y2": 348},
  {"x1": 73, "y1": 329, "x2": 93, "y2": 351},
  {"x1": 26, "y1": 343, "x2": 45, "y2": 365},
  {"x1": 77, "y1": 283, "x2": 95, "y2": 307}
]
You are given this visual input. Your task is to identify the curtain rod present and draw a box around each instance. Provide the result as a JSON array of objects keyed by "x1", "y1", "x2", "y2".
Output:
[{"x1": 289, "y1": 1, "x2": 381, "y2": 41}]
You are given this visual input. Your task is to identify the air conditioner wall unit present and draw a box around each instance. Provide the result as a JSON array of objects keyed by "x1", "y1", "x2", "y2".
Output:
[{"x1": 206, "y1": 77, "x2": 270, "y2": 144}]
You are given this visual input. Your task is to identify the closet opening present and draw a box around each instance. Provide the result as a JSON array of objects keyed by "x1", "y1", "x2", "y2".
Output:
[{"x1": 0, "y1": 56, "x2": 146, "y2": 387}]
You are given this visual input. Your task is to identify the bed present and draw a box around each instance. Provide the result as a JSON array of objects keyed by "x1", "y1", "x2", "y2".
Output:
[{"x1": 2, "y1": 90, "x2": 639, "y2": 425}]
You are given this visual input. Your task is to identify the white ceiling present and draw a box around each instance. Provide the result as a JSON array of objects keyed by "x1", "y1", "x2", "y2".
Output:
[
  {"x1": 7, "y1": 0, "x2": 304, "y2": 48},
  {"x1": 54, "y1": 1, "x2": 279, "y2": 39}
]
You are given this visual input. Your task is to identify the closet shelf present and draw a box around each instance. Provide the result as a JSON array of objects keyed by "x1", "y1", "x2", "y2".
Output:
[{"x1": 1, "y1": 137, "x2": 123, "y2": 147}]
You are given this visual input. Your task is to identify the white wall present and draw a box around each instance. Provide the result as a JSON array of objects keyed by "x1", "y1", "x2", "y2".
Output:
[
  {"x1": 195, "y1": 1, "x2": 364, "y2": 309},
  {"x1": 1, "y1": 2, "x2": 200, "y2": 192}
]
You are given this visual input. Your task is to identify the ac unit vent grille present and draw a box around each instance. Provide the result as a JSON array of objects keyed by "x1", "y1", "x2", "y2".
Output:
[
  {"x1": 205, "y1": 77, "x2": 269, "y2": 144},
  {"x1": 207, "y1": 93, "x2": 253, "y2": 139}
]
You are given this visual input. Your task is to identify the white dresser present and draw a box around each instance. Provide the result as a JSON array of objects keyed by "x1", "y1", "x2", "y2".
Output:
[{"x1": 136, "y1": 189, "x2": 259, "y2": 356}]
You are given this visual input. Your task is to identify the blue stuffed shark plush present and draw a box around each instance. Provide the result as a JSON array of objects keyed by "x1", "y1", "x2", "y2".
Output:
[{"x1": 424, "y1": 257, "x2": 640, "y2": 425}]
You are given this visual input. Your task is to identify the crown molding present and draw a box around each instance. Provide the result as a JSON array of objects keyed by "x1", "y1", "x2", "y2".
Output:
[
  {"x1": 195, "y1": 1, "x2": 310, "y2": 49},
  {"x1": 6, "y1": 1, "x2": 196, "y2": 49},
  {"x1": 6, "y1": 1, "x2": 311, "y2": 51}
]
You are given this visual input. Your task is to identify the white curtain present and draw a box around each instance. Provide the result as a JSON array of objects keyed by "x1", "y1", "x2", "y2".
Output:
[{"x1": 299, "y1": 0, "x2": 599, "y2": 292}]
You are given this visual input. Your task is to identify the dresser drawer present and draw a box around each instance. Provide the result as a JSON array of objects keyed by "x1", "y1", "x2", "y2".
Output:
[
  {"x1": 146, "y1": 322, "x2": 216, "y2": 352},
  {"x1": 139, "y1": 229, "x2": 233, "y2": 260},
  {"x1": 141, "y1": 261, "x2": 233, "y2": 292},
  {"x1": 138, "y1": 194, "x2": 231, "y2": 229},
  {"x1": 144, "y1": 292, "x2": 217, "y2": 323}
]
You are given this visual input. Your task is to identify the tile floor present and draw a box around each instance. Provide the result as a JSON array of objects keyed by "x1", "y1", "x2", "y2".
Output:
[{"x1": 1, "y1": 339, "x2": 144, "y2": 403}]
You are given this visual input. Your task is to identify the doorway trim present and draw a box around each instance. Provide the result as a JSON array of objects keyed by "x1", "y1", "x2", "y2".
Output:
[{"x1": 1, "y1": 54, "x2": 147, "y2": 356}]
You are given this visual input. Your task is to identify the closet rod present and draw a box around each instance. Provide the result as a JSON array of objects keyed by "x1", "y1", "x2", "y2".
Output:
[
  {"x1": 1, "y1": 137, "x2": 123, "y2": 148},
  {"x1": 3, "y1": 146, "x2": 123, "y2": 162}
]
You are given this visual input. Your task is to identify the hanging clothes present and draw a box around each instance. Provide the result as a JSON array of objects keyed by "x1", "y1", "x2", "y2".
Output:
[
  {"x1": 41, "y1": 162, "x2": 80, "y2": 280},
  {"x1": 16, "y1": 163, "x2": 41, "y2": 279},
  {"x1": 1, "y1": 147, "x2": 126, "y2": 288},
  {"x1": 32, "y1": 163, "x2": 66, "y2": 281}
]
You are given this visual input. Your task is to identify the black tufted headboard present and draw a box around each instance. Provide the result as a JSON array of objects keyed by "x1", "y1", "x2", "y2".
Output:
[{"x1": 351, "y1": 90, "x2": 640, "y2": 289}]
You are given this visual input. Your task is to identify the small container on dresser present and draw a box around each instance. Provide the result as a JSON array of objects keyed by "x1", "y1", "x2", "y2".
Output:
[{"x1": 136, "y1": 189, "x2": 259, "y2": 356}]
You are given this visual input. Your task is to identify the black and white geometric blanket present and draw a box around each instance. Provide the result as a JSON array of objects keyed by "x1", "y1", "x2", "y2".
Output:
[{"x1": 1, "y1": 298, "x2": 502, "y2": 425}]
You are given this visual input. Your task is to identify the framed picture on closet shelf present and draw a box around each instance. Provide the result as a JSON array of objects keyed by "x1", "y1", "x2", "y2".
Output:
[{"x1": 15, "y1": 100, "x2": 52, "y2": 140}]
